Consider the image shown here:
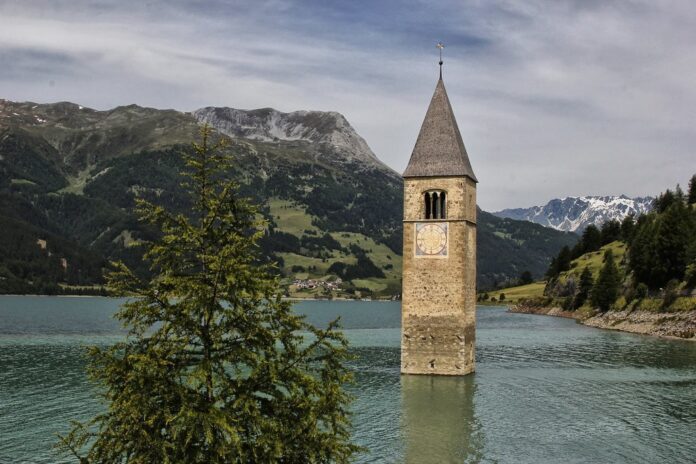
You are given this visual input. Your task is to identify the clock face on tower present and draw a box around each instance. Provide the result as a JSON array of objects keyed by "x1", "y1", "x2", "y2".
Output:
[{"x1": 415, "y1": 222, "x2": 448, "y2": 257}]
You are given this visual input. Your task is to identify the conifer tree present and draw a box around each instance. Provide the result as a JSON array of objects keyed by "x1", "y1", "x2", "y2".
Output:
[
  {"x1": 628, "y1": 213, "x2": 657, "y2": 287},
  {"x1": 580, "y1": 225, "x2": 602, "y2": 254},
  {"x1": 655, "y1": 199, "x2": 696, "y2": 284},
  {"x1": 654, "y1": 188, "x2": 676, "y2": 213},
  {"x1": 688, "y1": 174, "x2": 696, "y2": 204},
  {"x1": 629, "y1": 191, "x2": 696, "y2": 289},
  {"x1": 573, "y1": 266, "x2": 593, "y2": 309},
  {"x1": 620, "y1": 213, "x2": 636, "y2": 243},
  {"x1": 58, "y1": 126, "x2": 358, "y2": 463},
  {"x1": 546, "y1": 246, "x2": 572, "y2": 278},
  {"x1": 557, "y1": 246, "x2": 573, "y2": 273},
  {"x1": 591, "y1": 250, "x2": 620, "y2": 312},
  {"x1": 599, "y1": 220, "x2": 621, "y2": 245}
]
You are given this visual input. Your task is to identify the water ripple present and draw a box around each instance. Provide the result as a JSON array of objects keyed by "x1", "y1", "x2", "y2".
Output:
[{"x1": 1, "y1": 299, "x2": 696, "y2": 463}]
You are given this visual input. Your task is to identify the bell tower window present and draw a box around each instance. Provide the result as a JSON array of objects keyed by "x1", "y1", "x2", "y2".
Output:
[
  {"x1": 424, "y1": 190, "x2": 446, "y2": 219},
  {"x1": 424, "y1": 192, "x2": 431, "y2": 219}
]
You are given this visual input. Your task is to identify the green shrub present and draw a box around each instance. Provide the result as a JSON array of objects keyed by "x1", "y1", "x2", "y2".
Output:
[
  {"x1": 613, "y1": 296, "x2": 627, "y2": 310},
  {"x1": 591, "y1": 249, "x2": 620, "y2": 312},
  {"x1": 668, "y1": 296, "x2": 696, "y2": 312},
  {"x1": 636, "y1": 298, "x2": 662, "y2": 312}
]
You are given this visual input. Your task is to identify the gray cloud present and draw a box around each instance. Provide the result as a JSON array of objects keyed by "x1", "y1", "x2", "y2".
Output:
[{"x1": 0, "y1": 0, "x2": 694, "y2": 210}]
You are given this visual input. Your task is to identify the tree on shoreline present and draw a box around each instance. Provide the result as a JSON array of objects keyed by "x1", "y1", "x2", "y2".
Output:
[
  {"x1": 629, "y1": 196, "x2": 696, "y2": 289},
  {"x1": 546, "y1": 245, "x2": 572, "y2": 278},
  {"x1": 57, "y1": 126, "x2": 358, "y2": 463},
  {"x1": 573, "y1": 266, "x2": 593, "y2": 309},
  {"x1": 591, "y1": 250, "x2": 620, "y2": 312}
]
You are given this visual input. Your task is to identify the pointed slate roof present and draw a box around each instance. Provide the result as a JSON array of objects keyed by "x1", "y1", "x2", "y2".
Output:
[{"x1": 403, "y1": 77, "x2": 477, "y2": 181}]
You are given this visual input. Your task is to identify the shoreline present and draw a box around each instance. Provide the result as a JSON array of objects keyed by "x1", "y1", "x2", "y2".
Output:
[
  {"x1": 0, "y1": 294, "x2": 399, "y2": 302},
  {"x1": 4, "y1": 293, "x2": 692, "y2": 340},
  {"x1": 510, "y1": 304, "x2": 696, "y2": 341},
  {"x1": 0, "y1": 294, "x2": 108, "y2": 298}
]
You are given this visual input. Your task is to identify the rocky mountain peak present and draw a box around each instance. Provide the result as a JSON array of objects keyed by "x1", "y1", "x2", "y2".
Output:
[
  {"x1": 192, "y1": 106, "x2": 386, "y2": 170},
  {"x1": 493, "y1": 195, "x2": 654, "y2": 232}
]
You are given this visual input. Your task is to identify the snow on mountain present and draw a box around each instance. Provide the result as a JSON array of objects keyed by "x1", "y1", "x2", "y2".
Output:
[
  {"x1": 493, "y1": 195, "x2": 654, "y2": 233},
  {"x1": 192, "y1": 106, "x2": 386, "y2": 169}
]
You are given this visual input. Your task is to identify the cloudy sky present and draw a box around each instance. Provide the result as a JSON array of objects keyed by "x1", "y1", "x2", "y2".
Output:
[{"x1": 1, "y1": 0, "x2": 694, "y2": 210}]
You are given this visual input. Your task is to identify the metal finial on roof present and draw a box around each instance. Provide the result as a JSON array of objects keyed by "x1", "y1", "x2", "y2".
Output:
[{"x1": 436, "y1": 42, "x2": 445, "y2": 78}]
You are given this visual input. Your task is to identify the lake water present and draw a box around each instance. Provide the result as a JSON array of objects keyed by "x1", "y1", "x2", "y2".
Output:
[{"x1": 1, "y1": 296, "x2": 695, "y2": 463}]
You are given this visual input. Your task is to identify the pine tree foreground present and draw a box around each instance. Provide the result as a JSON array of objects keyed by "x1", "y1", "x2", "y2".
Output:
[{"x1": 58, "y1": 127, "x2": 359, "y2": 463}]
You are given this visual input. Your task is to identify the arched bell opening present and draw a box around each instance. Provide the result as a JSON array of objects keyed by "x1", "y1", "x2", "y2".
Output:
[
  {"x1": 423, "y1": 190, "x2": 447, "y2": 219},
  {"x1": 440, "y1": 192, "x2": 447, "y2": 219},
  {"x1": 424, "y1": 192, "x2": 431, "y2": 219}
]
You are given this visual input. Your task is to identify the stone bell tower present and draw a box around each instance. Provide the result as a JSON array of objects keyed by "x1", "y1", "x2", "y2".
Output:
[{"x1": 401, "y1": 62, "x2": 478, "y2": 376}]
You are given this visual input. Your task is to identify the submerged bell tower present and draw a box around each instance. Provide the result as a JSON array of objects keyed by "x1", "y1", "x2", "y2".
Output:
[{"x1": 401, "y1": 46, "x2": 478, "y2": 376}]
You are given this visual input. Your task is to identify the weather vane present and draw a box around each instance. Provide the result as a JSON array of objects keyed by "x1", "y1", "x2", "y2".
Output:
[{"x1": 436, "y1": 41, "x2": 445, "y2": 77}]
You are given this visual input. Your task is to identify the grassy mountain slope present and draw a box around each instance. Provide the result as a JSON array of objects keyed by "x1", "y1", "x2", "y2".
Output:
[
  {"x1": 485, "y1": 241, "x2": 627, "y2": 305},
  {"x1": 0, "y1": 98, "x2": 576, "y2": 295},
  {"x1": 496, "y1": 237, "x2": 695, "y2": 340}
]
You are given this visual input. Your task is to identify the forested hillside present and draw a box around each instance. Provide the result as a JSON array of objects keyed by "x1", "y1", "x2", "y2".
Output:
[
  {"x1": 0, "y1": 99, "x2": 576, "y2": 295},
  {"x1": 537, "y1": 176, "x2": 696, "y2": 313}
]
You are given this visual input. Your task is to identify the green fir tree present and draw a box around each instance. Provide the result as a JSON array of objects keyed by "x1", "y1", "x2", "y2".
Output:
[
  {"x1": 58, "y1": 126, "x2": 358, "y2": 463},
  {"x1": 580, "y1": 225, "x2": 602, "y2": 254},
  {"x1": 629, "y1": 199, "x2": 696, "y2": 288},
  {"x1": 654, "y1": 188, "x2": 676, "y2": 213},
  {"x1": 573, "y1": 266, "x2": 594, "y2": 309},
  {"x1": 599, "y1": 220, "x2": 621, "y2": 246},
  {"x1": 620, "y1": 213, "x2": 636, "y2": 243},
  {"x1": 591, "y1": 250, "x2": 620, "y2": 312},
  {"x1": 688, "y1": 174, "x2": 696, "y2": 204},
  {"x1": 546, "y1": 246, "x2": 572, "y2": 278}
]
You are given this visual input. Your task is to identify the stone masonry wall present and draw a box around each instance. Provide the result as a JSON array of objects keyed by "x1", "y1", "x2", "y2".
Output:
[{"x1": 402, "y1": 176, "x2": 477, "y2": 375}]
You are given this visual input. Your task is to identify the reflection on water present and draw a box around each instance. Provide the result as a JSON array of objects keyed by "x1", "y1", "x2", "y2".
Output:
[
  {"x1": 401, "y1": 375, "x2": 483, "y2": 463},
  {"x1": 2, "y1": 297, "x2": 696, "y2": 463}
]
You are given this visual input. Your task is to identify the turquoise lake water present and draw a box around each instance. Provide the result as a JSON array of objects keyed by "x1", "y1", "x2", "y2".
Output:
[{"x1": 1, "y1": 296, "x2": 695, "y2": 463}]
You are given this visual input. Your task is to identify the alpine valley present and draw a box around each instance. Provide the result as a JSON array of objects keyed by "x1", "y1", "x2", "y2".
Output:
[{"x1": 0, "y1": 99, "x2": 577, "y2": 296}]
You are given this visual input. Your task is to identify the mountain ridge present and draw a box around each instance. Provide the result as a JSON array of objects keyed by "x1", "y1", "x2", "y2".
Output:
[
  {"x1": 493, "y1": 195, "x2": 654, "y2": 232},
  {"x1": 0, "y1": 98, "x2": 577, "y2": 295},
  {"x1": 193, "y1": 106, "x2": 388, "y2": 171}
]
